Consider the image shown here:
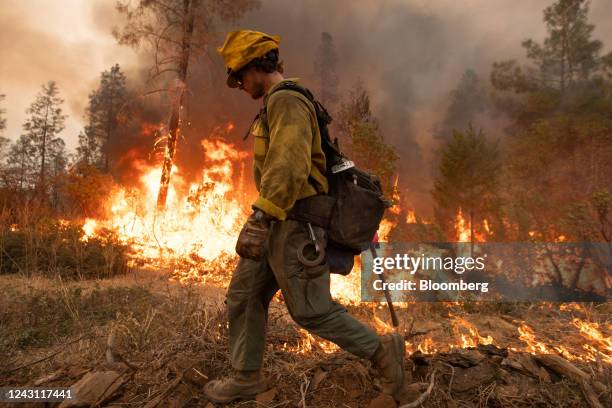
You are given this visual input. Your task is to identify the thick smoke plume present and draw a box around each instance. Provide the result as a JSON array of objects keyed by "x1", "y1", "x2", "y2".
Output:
[{"x1": 2, "y1": 0, "x2": 612, "y2": 213}]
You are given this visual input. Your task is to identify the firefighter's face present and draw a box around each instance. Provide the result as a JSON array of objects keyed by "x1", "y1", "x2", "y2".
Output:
[{"x1": 239, "y1": 67, "x2": 266, "y2": 99}]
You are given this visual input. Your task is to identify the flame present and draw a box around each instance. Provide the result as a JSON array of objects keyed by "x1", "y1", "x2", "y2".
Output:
[
  {"x1": 65, "y1": 125, "x2": 612, "y2": 362},
  {"x1": 388, "y1": 175, "x2": 401, "y2": 215},
  {"x1": 406, "y1": 210, "x2": 417, "y2": 224},
  {"x1": 571, "y1": 318, "x2": 612, "y2": 353},
  {"x1": 83, "y1": 138, "x2": 247, "y2": 276},
  {"x1": 483, "y1": 219, "x2": 491, "y2": 234},
  {"x1": 378, "y1": 219, "x2": 395, "y2": 242},
  {"x1": 518, "y1": 324, "x2": 550, "y2": 354},
  {"x1": 450, "y1": 313, "x2": 495, "y2": 348},
  {"x1": 559, "y1": 303, "x2": 585, "y2": 312},
  {"x1": 81, "y1": 219, "x2": 97, "y2": 242},
  {"x1": 455, "y1": 209, "x2": 470, "y2": 242},
  {"x1": 454, "y1": 208, "x2": 489, "y2": 242},
  {"x1": 418, "y1": 337, "x2": 437, "y2": 354},
  {"x1": 282, "y1": 329, "x2": 339, "y2": 354}
]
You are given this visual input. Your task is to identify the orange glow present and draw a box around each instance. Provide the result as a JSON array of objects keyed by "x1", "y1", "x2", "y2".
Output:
[
  {"x1": 454, "y1": 208, "x2": 488, "y2": 242},
  {"x1": 82, "y1": 138, "x2": 247, "y2": 275},
  {"x1": 518, "y1": 324, "x2": 550, "y2": 354},
  {"x1": 406, "y1": 210, "x2": 417, "y2": 224},
  {"x1": 455, "y1": 208, "x2": 470, "y2": 242},
  {"x1": 483, "y1": 219, "x2": 491, "y2": 234},
  {"x1": 378, "y1": 219, "x2": 395, "y2": 242}
]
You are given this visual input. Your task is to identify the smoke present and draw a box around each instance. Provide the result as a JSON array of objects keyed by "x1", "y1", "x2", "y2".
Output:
[
  {"x1": 0, "y1": 0, "x2": 137, "y2": 148},
  {"x1": 208, "y1": 0, "x2": 612, "y2": 214},
  {"x1": 2, "y1": 0, "x2": 612, "y2": 213}
]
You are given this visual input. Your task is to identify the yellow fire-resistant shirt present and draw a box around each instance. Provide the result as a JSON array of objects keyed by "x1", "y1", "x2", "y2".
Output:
[{"x1": 251, "y1": 79, "x2": 328, "y2": 220}]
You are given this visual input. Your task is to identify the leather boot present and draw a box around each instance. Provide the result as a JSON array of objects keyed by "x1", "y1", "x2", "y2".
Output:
[
  {"x1": 371, "y1": 333, "x2": 405, "y2": 397},
  {"x1": 203, "y1": 370, "x2": 268, "y2": 403}
]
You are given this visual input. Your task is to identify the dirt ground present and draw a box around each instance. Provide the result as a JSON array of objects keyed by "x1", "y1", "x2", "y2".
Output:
[{"x1": 0, "y1": 270, "x2": 610, "y2": 407}]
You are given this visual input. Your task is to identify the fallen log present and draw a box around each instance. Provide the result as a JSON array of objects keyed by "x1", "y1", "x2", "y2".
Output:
[{"x1": 534, "y1": 354, "x2": 605, "y2": 408}]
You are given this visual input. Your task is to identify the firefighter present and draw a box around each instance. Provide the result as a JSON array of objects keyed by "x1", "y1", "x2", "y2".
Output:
[{"x1": 204, "y1": 29, "x2": 405, "y2": 403}]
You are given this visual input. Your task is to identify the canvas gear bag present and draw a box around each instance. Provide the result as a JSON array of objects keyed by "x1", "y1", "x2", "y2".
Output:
[{"x1": 253, "y1": 81, "x2": 390, "y2": 257}]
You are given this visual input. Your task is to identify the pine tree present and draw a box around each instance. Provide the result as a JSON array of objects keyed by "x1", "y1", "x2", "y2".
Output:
[
  {"x1": 0, "y1": 94, "x2": 9, "y2": 164},
  {"x1": 5, "y1": 135, "x2": 36, "y2": 191},
  {"x1": 337, "y1": 81, "x2": 377, "y2": 146},
  {"x1": 525, "y1": 0, "x2": 602, "y2": 91},
  {"x1": 314, "y1": 32, "x2": 339, "y2": 108},
  {"x1": 492, "y1": 0, "x2": 611, "y2": 94},
  {"x1": 433, "y1": 126, "x2": 501, "y2": 248},
  {"x1": 21, "y1": 81, "x2": 66, "y2": 198},
  {"x1": 337, "y1": 82, "x2": 397, "y2": 197},
  {"x1": 434, "y1": 69, "x2": 488, "y2": 145},
  {"x1": 78, "y1": 64, "x2": 128, "y2": 171},
  {"x1": 114, "y1": 0, "x2": 259, "y2": 210}
]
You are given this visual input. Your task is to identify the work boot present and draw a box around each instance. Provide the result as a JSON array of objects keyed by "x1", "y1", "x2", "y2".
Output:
[
  {"x1": 203, "y1": 370, "x2": 268, "y2": 404},
  {"x1": 371, "y1": 333, "x2": 405, "y2": 398}
]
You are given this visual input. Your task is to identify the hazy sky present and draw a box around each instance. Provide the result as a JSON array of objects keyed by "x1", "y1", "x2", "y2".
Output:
[{"x1": 1, "y1": 0, "x2": 611, "y2": 153}]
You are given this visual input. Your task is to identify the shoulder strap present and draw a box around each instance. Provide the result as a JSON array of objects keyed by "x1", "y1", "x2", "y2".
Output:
[{"x1": 266, "y1": 81, "x2": 344, "y2": 170}]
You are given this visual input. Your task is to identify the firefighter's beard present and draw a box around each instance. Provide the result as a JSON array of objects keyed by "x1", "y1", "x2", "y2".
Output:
[{"x1": 249, "y1": 81, "x2": 266, "y2": 99}]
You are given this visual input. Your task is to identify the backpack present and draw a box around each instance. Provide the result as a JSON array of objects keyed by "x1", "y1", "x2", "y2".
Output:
[{"x1": 254, "y1": 81, "x2": 391, "y2": 254}]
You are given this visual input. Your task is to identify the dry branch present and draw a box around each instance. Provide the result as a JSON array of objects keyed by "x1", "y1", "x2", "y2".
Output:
[{"x1": 399, "y1": 369, "x2": 437, "y2": 408}]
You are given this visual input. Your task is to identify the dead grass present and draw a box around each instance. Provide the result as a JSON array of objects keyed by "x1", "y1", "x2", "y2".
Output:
[
  {"x1": 0, "y1": 272, "x2": 609, "y2": 408},
  {"x1": 0, "y1": 207, "x2": 129, "y2": 279}
]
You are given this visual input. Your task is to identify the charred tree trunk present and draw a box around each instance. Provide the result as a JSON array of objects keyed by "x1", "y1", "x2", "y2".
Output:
[
  {"x1": 38, "y1": 105, "x2": 50, "y2": 202},
  {"x1": 156, "y1": 0, "x2": 195, "y2": 211}
]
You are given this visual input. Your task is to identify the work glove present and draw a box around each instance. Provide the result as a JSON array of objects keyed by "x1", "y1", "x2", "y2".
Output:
[{"x1": 235, "y1": 209, "x2": 273, "y2": 261}]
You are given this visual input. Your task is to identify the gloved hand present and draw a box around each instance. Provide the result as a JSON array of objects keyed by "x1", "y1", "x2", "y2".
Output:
[{"x1": 235, "y1": 209, "x2": 273, "y2": 261}]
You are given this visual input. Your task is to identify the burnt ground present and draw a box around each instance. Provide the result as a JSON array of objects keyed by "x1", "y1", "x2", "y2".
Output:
[{"x1": 0, "y1": 270, "x2": 610, "y2": 408}]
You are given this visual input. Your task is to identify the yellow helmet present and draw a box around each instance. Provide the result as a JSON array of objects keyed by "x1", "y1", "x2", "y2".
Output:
[{"x1": 217, "y1": 30, "x2": 281, "y2": 87}]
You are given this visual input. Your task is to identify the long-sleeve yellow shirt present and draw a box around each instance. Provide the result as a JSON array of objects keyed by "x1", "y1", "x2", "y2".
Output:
[{"x1": 251, "y1": 79, "x2": 328, "y2": 220}]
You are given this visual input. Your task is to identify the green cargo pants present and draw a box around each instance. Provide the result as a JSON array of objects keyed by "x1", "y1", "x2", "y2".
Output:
[{"x1": 227, "y1": 219, "x2": 380, "y2": 371}]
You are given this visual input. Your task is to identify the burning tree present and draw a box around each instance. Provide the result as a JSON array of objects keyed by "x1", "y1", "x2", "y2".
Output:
[
  {"x1": 113, "y1": 0, "x2": 259, "y2": 211},
  {"x1": 433, "y1": 126, "x2": 501, "y2": 251}
]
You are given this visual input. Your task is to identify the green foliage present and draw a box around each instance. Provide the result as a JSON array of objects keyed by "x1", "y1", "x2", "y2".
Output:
[
  {"x1": 337, "y1": 81, "x2": 377, "y2": 144},
  {"x1": 335, "y1": 82, "x2": 398, "y2": 198},
  {"x1": 4, "y1": 135, "x2": 37, "y2": 193},
  {"x1": 1, "y1": 284, "x2": 153, "y2": 349},
  {"x1": 17, "y1": 81, "x2": 67, "y2": 196},
  {"x1": 485, "y1": 0, "x2": 612, "y2": 246},
  {"x1": 492, "y1": 0, "x2": 611, "y2": 96},
  {"x1": 559, "y1": 190, "x2": 612, "y2": 242},
  {"x1": 433, "y1": 126, "x2": 501, "y2": 238},
  {"x1": 78, "y1": 64, "x2": 128, "y2": 172},
  {"x1": 351, "y1": 122, "x2": 398, "y2": 196}
]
